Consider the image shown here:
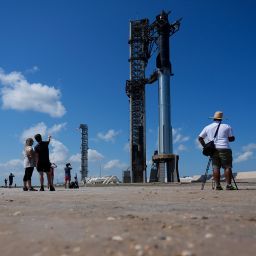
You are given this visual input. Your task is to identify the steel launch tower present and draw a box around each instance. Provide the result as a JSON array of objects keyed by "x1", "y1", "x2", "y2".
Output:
[
  {"x1": 79, "y1": 124, "x2": 88, "y2": 181},
  {"x1": 126, "y1": 11, "x2": 181, "y2": 183},
  {"x1": 126, "y1": 19, "x2": 149, "y2": 182}
]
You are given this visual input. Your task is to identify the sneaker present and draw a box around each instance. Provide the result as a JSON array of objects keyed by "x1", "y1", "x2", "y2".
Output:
[
  {"x1": 40, "y1": 186, "x2": 44, "y2": 191},
  {"x1": 215, "y1": 185, "x2": 223, "y2": 190},
  {"x1": 23, "y1": 187, "x2": 28, "y2": 191},
  {"x1": 29, "y1": 187, "x2": 38, "y2": 191},
  {"x1": 50, "y1": 186, "x2": 55, "y2": 191},
  {"x1": 226, "y1": 184, "x2": 236, "y2": 190}
]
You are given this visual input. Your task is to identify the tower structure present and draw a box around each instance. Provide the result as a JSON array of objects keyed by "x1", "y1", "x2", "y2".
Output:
[
  {"x1": 126, "y1": 19, "x2": 149, "y2": 182},
  {"x1": 126, "y1": 11, "x2": 181, "y2": 183},
  {"x1": 79, "y1": 124, "x2": 88, "y2": 181}
]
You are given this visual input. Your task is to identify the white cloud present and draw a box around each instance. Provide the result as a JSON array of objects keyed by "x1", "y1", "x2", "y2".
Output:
[
  {"x1": 173, "y1": 128, "x2": 190, "y2": 144},
  {"x1": 234, "y1": 151, "x2": 253, "y2": 163},
  {"x1": 97, "y1": 129, "x2": 120, "y2": 142},
  {"x1": 242, "y1": 143, "x2": 256, "y2": 152},
  {"x1": 0, "y1": 159, "x2": 23, "y2": 168},
  {"x1": 69, "y1": 153, "x2": 81, "y2": 163},
  {"x1": 0, "y1": 68, "x2": 66, "y2": 117},
  {"x1": 20, "y1": 122, "x2": 66, "y2": 143},
  {"x1": 49, "y1": 139, "x2": 69, "y2": 164},
  {"x1": 20, "y1": 122, "x2": 47, "y2": 142},
  {"x1": 103, "y1": 159, "x2": 128, "y2": 170},
  {"x1": 234, "y1": 143, "x2": 256, "y2": 163},
  {"x1": 0, "y1": 159, "x2": 24, "y2": 178},
  {"x1": 88, "y1": 149, "x2": 104, "y2": 161},
  {"x1": 48, "y1": 123, "x2": 67, "y2": 135}
]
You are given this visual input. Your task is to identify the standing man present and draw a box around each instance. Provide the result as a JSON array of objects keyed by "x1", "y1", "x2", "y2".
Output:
[
  {"x1": 64, "y1": 163, "x2": 72, "y2": 189},
  {"x1": 34, "y1": 134, "x2": 55, "y2": 191},
  {"x1": 198, "y1": 111, "x2": 236, "y2": 190},
  {"x1": 4, "y1": 178, "x2": 7, "y2": 187},
  {"x1": 8, "y1": 173, "x2": 15, "y2": 188}
]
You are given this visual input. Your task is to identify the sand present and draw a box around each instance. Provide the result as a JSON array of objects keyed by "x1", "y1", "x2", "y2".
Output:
[{"x1": 0, "y1": 183, "x2": 256, "y2": 256}]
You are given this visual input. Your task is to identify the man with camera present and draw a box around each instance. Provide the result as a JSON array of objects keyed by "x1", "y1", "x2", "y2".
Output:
[{"x1": 198, "y1": 111, "x2": 235, "y2": 190}]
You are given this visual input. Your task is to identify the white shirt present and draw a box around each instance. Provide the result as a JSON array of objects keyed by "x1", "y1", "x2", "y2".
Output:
[
  {"x1": 24, "y1": 146, "x2": 36, "y2": 168},
  {"x1": 199, "y1": 121, "x2": 234, "y2": 149}
]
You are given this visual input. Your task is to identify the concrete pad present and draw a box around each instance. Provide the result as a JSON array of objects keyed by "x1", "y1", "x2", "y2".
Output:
[{"x1": 0, "y1": 183, "x2": 256, "y2": 256}]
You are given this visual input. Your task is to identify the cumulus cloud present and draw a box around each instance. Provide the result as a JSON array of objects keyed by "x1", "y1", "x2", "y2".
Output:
[
  {"x1": 0, "y1": 68, "x2": 66, "y2": 117},
  {"x1": 20, "y1": 122, "x2": 66, "y2": 142},
  {"x1": 0, "y1": 159, "x2": 24, "y2": 178},
  {"x1": 69, "y1": 153, "x2": 81, "y2": 163},
  {"x1": 234, "y1": 151, "x2": 253, "y2": 163},
  {"x1": 0, "y1": 159, "x2": 23, "y2": 168},
  {"x1": 20, "y1": 122, "x2": 47, "y2": 142},
  {"x1": 88, "y1": 149, "x2": 104, "y2": 161},
  {"x1": 103, "y1": 159, "x2": 128, "y2": 170},
  {"x1": 234, "y1": 143, "x2": 256, "y2": 163},
  {"x1": 49, "y1": 139, "x2": 69, "y2": 164},
  {"x1": 97, "y1": 129, "x2": 120, "y2": 142},
  {"x1": 48, "y1": 123, "x2": 67, "y2": 135}
]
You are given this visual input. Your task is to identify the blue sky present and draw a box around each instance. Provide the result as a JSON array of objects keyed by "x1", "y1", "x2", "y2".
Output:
[{"x1": 0, "y1": 0, "x2": 256, "y2": 185}]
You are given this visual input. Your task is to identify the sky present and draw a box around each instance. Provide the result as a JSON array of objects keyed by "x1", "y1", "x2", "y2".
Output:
[{"x1": 0, "y1": 0, "x2": 256, "y2": 186}]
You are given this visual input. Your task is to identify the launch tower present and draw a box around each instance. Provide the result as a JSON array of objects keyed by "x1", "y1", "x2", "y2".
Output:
[
  {"x1": 126, "y1": 11, "x2": 181, "y2": 183},
  {"x1": 79, "y1": 124, "x2": 88, "y2": 181}
]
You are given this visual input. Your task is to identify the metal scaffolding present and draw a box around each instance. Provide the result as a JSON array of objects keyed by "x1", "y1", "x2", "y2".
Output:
[
  {"x1": 126, "y1": 19, "x2": 149, "y2": 182},
  {"x1": 79, "y1": 124, "x2": 88, "y2": 181}
]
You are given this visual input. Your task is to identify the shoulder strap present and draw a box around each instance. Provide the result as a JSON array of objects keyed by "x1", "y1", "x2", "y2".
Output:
[{"x1": 213, "y1": 121, "x2": 221, "y2": 139}]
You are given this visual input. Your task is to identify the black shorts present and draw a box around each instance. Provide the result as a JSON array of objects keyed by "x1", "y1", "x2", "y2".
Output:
[{"x1": 37, "y1": 163, "x2": 51, "y2": 173}]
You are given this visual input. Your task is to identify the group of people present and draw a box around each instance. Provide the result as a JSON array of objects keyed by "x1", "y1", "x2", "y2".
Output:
[
  {"x1": 4, "y1": 173, "x2": 15, "y2": 188},
  {"x1": 7, "y1": 111, "x2": 236, "y2": 191},
  {"x1": 23, "y1": 133, "x2": 77, "y2": 191},
  {"x1": 23, "y1": 134, "x2": 55, "y2": 191}
]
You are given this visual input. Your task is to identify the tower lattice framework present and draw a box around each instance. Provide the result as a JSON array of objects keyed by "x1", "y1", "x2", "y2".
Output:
[
  {"x1": 79, "y1": 124, "x2": 88, "y2": 181},
  {"x1": 126, "y1": 19, "x2": 150, "y2": 182}
]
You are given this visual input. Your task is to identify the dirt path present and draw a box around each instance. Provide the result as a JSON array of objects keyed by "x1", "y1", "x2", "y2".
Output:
[{"x1": 0, "y1": 183, "x2": 256, "y2": 256}]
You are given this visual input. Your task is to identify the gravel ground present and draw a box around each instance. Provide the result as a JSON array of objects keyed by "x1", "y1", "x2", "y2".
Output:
[{"x1": 0, "y1": 183, "x2": 256, "y2": 256}]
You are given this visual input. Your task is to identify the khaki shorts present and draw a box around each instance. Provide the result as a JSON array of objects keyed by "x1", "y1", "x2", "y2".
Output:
[{"x1": 212, "y1": 149, "x2": 233, "y2": 169}]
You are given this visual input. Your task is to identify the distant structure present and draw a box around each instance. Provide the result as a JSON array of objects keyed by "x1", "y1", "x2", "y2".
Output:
[
  {"x1": 126, "y1": 11, "x2": 181, "y2": 183},
  {"x1": 79, "y1": 124, "x2": 88, "y2": 181}
]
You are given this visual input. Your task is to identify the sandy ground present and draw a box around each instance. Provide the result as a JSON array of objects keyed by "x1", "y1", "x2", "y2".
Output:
[{"x1": 0, "y1": 183, "x2": 256, "y2": 256}]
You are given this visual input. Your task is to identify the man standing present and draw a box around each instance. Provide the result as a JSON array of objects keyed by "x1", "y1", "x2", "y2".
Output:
[
  {"x1": 64, "y1": 163, "x2": 72, "y2": 189},
  {"x1": 34, "y1": 134, "x2": 55, "y2": 191},
  {"x1": 8, "y1": 173, "x2": 15, "y2": 188},
  {"x1": 198, "y1": 111, "x2": 236, "y2": 190}
]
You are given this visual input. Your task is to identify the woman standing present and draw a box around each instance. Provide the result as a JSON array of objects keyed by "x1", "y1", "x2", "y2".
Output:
[{"x1": 23, "y1": 138, "x2": 37, "y2": 191}]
